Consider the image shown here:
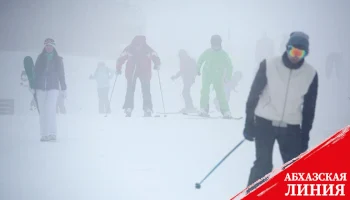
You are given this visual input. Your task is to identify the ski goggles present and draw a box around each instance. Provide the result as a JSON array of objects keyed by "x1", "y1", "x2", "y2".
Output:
[{"x1": 287, "y1": 45, "x2": 306, "y2": 58}]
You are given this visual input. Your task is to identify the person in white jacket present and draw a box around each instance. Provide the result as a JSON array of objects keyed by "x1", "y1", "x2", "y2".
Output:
[
  {"x1": 33, "y1": 38, "x2": 67, "y2": 142},
  {"x1": 89, "y1": 62, "x2": 114, "y2": 114}
]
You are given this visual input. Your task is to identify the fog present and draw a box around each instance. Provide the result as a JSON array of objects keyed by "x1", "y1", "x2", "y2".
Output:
[{"x1": 0, "y1": 0, "x2": 349, "y2": 199}]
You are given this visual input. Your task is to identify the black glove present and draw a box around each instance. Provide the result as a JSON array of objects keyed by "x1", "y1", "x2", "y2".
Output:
[{"x1": 243, "y1": 117, "x2": 256, "y2": 141}]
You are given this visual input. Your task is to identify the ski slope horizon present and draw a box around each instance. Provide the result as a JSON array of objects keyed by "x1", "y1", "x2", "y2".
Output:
[{"x1": 0, "y1": 49, "x2": 349, "y2": 200}]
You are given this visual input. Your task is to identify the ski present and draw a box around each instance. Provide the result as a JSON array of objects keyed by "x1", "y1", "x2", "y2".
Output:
[
  {"x1": 183, "y1": 113, "x2": 242, "y2": 120},
  {"x1": 156, "y1": 110, "x2": 214, "y2": 115},
  {"x1": 156, "y1": 112, "x2": 182, "y2": 115},
  {"x1": 23, "y1": 56, "x2": 40, "y2": 114}
]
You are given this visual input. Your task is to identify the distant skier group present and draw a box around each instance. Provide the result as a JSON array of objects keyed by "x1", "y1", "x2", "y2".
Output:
[
  {"x1": 88, "y1": 34, "x2": 242, "y2": 118},
  {"x1": 23, "y1": 35, "x2": 242, "y2": 141}
]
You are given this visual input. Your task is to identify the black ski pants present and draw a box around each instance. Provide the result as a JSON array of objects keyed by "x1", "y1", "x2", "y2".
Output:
[
  {"x1": 247, "y1": 116, "x2": 303, "y2": 192},
  {"x1": 123, "y1": 76, "x2": 152, "y2": 111}
]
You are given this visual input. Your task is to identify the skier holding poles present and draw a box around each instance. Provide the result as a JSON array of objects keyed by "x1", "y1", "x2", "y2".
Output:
[{"x1": 116, "y1": 35, "x2": 161, "y2": 117}]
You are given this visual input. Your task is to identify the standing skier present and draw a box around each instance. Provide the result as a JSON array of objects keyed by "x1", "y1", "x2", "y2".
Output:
[
  {"x1": 197, "y1": 35, "x2": 233, "y2": 118},
  {"x1": 116, "y1": 35, "x2": 161, "y2": 117},
  {"x1": 325, "y1": 52, "x2": 344, "y2": 80},
  {"x1": 33, "y1": 38, "x2": 67, "y2": 142},
  {"x1": 213, "y1": 70, "x2": 242, "y2": 112},
  {"x1": 20, "y1": 70, "x2": 37, "y2": 111},
  {"x1": 89, "y1": 61, "x2": 114, "y2": 114},
  {"x1": 243, "y1": 32, "x2": 318, "y2": 192},
  {"x1": 171, "y1": 49, "x2": 197, "y2": 113},
  {"x1": 255, "y1": 33, "x2": 274, "y2": 72}
]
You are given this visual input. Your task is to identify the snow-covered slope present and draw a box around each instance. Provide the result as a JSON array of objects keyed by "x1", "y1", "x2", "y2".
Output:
[{"x1": 0, "y1": 51, "x2": 348, "y2": 200}]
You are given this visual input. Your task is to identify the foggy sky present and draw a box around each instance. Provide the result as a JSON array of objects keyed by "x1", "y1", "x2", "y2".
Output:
[{"x1": 0, "y1": 0, "x2": 349, "y2": 59}]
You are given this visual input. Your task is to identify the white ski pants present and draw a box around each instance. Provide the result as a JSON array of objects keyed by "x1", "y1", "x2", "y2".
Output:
[{"x1": 36, "y1": 90, "x2": 59, "y2": 137}]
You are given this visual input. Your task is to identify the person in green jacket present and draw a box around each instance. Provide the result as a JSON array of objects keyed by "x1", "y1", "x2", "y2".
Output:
[{"x1": 197, "y1": 35, "x2": 233, "y2": 118}]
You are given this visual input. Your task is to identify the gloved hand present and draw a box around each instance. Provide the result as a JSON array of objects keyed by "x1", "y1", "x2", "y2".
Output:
[
  {"x1": 29, "y1": 88, "x2": 35, "y2": 95},
  {"x1": 153, "y1": 64, "x2": 160, "y2": 70},
  {"x1": 61, "y1": 90, "x2": 67, "y2": 99},
  {"x1": 243, "y1": 130, "x2": 255, "y2": 141},
  {"x1": 243, "y1": 117, "x2": 256, "y2": 141}
]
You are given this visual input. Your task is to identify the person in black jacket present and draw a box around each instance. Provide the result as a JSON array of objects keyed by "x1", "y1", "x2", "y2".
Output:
[
  {"x1": 171, "y1": 49, "x2": 198, "y2": 113},
  {"x1": 243, "y1": 32, "x2": 318, "y2": 192},
  {"x1": 33, "y1": 38, "x2": 67, "y2": 142}
]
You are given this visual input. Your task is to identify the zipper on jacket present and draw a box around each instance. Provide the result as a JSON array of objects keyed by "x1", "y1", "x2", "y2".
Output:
[
  {"x1": 279, "y1": 69, "x2": 293, "y2": 127},
  {"x1": 45, "y1": 66, "x2": 49, "y2": 90}
]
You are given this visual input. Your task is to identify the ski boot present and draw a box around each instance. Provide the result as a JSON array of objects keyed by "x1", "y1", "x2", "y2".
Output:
[
  {"x1": 179, "y1": 108, "x2": 188, "y2": 114},
  {"x1": 198, "y1": 108, "x2": 210, "y2": 117},
  {"x1": 40, "y1": 136, "x2": 50, "y2": 142},
  {"x1": 144, "y1": 108, "x2": 152, "y2": 117},
  {"x1": 222, "y1": 111, "x2": 233, "y2": 119},
  {"x1": 125, "y1": 108, "x2": 132, "y2": 117},
  {"x1": 48, "y1": 135, "x2": 56, "y2": 142},
  {"x1": 187, "y1": 107, "x2": 199, "y2": 114}
]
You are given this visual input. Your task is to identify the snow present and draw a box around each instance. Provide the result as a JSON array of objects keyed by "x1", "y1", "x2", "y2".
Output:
[{"x1": 0, "y1": 50, "x2": 349, "y2": 200}]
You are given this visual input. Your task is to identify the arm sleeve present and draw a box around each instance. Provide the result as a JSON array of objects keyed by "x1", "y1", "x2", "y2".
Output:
[
  {"x1": 244, "y1": 60, "x2": 267, "y2": 129},
  {"x1": 58, "y1": 57, "x2": 67, "y2": 90},
  {"x1": 301, "y1": 73, "x2": 318, "y2": 139},
  {"x1": 116, "y1": 48, "x2": 129, "y2": 71},
  {"x1": 150, "y1": 50, "x2": 161, "y2": 67},
  {"x1": 108, "y1": 68, "x2": 114, "y2": 79},
  {"x1": 174, "y1": 71, "x2": 182, "y2": 79},
  {"x1": 197, "y1": 50, "x2": 208, "y2": 73}
]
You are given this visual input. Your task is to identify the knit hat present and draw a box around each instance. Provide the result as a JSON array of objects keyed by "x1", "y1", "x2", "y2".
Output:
[
  {"x1": 44, "y1": 38, "x2": 56, "y2": 46},
  {"x1": 287, "y1": 32, "x2": 309, "y2": 52}
]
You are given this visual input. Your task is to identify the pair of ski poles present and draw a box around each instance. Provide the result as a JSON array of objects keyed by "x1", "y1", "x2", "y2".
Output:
[{"x1": 105, "y1": 69, "x2": 166, "y2": 117}]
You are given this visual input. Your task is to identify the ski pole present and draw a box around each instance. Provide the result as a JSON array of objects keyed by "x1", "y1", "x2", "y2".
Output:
[
  {"x1": 157, "y1": 70, "x2": 166, "y2": 117},
  {"x1": 105, "y1": 74, "x2": 118, "y2": 117},
  {"x1": 195, "y1": 139, "x2": 245, "y2": 189}
]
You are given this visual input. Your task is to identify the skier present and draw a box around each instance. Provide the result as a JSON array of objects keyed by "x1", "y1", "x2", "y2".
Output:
[
  {"x1": 116, "y1": 35, "x2": 161, "y2": 117},
  {"x1": 89, "y1": 61, "x2": 114, "y2": 114},
  {"x1": 197, "y1": 35, "x2": 233, "y2": 118},
  {"x1": 325, "y1": 52, "x2": 344, "y2": 80},
  {"x1": 255, "y1": 32, "x2": 274, "y2": 71},
  {"x1": 171, "y1": 49, "x2": 198, "y2": 113},
  {"x1": 213, "y1": 70, "x2": 242, "y2": 112},
  {"x1": 33, "y1": 38, "x2": 67, "y2": 142},
  {"x1": 20, "y1": 70, "x2": 37, "y2": 111},
  {"x1": 243, "y1": 32, "x2": 318, "y2": 192}
]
